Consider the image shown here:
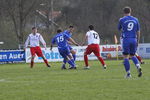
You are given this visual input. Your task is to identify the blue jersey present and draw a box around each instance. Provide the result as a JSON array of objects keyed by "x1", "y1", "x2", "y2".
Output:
[
  {"x1": 51, "y1": 32, "x2": 70, "y2": 48},
  {"x1": 118, "y1": 16, "x2": 140, "y2": 38},
  {"x1": 63, "y1": 30, "x2": 72, "y2": 37}
]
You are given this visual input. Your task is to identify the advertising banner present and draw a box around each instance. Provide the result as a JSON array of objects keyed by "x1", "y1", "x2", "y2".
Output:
[{"x1": 0, "y1": 50, "x2": 25, "y2": 62}]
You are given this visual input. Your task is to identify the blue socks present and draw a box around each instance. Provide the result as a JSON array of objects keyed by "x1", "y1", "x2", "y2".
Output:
[
  {"x1": 123, "y1": 58, "x2": 130, "y2": 73},
  {"x1": 67, "y1": 59, "x2": 75, "y2": 67},
  {"x1": 72, "y1": 54, "x2": 76, "y2": 61},
  {"x1": 131, "y1": 56, "x2": 140, "y2": 69}
]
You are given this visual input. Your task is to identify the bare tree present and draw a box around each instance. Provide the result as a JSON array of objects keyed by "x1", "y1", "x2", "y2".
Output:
[{"x1": 3, "y1": 0, "x2": 41, "y2": 49}]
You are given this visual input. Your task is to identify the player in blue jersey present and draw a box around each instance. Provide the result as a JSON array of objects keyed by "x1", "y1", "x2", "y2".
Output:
[
  {"x1": 62, "y1": 26, "x2": 77, "y2": 69},
  {"x1": 50, "y1": 29, "x2": 79, "y2": 69},
  {"x1": 118, "y1": 6, "x2": 142, "y2": 78}
]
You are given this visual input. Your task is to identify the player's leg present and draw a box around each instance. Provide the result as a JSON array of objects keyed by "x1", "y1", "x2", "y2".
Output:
[
  {"x1": 36, "y1": 46, "x2": 50, "y2": 67},
  {"x1": 84, "y1": 45, "x2": 92, "y2": 69},
  {"x1": 70, "y1": 49, "x2": 76, "y2": 61},
  {"x1": 130, "y1": 42, "x2": 142, "y2": 77},
  {"x1": 30, "y1": 47, "x2": 36, "y2": 68},
  {"x1": 135, "y1": 53, "x2": 144, "y2": 64},
  {"x1": 67, "y1": 54, "x2": 76, "y2": 69},
  {"x1": 122, "y1": 39, "x2": 131, "y2": 78},
  {"x1": 93, "y1": 44, "x2": 106, "y2": 69}
]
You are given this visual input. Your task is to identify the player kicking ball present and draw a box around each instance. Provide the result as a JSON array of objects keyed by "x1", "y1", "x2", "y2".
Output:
[
  {"x1": 82, "y1": 25, "x2": 107, "y2": 69},
  {"x1": 24, "y1": 27, "x2": 50, "y2": 68},
  {"x1": 50, "y1": 29, "x2": 79, "y2": 69}
]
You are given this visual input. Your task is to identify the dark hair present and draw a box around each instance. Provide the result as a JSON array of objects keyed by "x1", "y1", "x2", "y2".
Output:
[
  {"x1": 123, "y1": 6, "x2": 131, "y2": 14},
  {"x1": 32, "y1": 27, "x2": 37, "y2": 30},
  {"x1": 69, "y1": 26, "x2": 74, "y2": 28},
  {"x1": 89, "y1": 25, "x2": 94, "y2": 30},
  {"x1": 57, "y1": 29, "x2": 62, "y2": 33}
]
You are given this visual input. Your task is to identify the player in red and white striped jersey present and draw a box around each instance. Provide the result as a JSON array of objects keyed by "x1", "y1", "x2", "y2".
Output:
[
  {"x1": 82, "y1": 25, "x2": 106, "y2": 69},
  {"x1": 24, "y1": 27, "x2": 50, "y2": 68}
]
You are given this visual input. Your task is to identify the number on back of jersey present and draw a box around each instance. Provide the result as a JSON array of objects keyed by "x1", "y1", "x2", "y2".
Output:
[{"x1": 93, "y1": 33, "x2": 98, "y2": 39}]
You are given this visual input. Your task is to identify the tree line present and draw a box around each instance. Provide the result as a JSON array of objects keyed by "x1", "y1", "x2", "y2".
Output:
[{"x1": 0, "y1": 0, "x2": 150, "y2": 49}]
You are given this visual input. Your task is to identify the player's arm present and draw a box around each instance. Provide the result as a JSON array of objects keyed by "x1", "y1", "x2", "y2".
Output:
[
  {"x1": 50, "y1": 37, "x2": 55, "y2": 51},
  {"x1": 136, "y1": 19, "x2": 140, "y2": 46},
  {"x1": 24, "y1": 36, "x2": 30, "y2": 49},
  {"x1": 68, "y1": 37, "x2": 79, "y2": 46},
  {"x1": 67, "y1": 40, "x2": 73, "y2": 45},
  {"x1": 137, "y1": 31, "x2": 140, "y2": 46},
  {"x1": 39, "y1": 34, "x2": 47, "y2": 49},
  {"x1": 82, "y1": 35, "x2": 88, "y2": 46},
  {"x1": 118, "y1": 18, "x2": 122, "y2": 31}
]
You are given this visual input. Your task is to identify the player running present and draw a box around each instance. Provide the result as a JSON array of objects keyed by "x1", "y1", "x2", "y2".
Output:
[
  {"x1": 50, "y1": 29, "x2": 79, "y2": 69},
  {"x1": 82, "y1": 25, "x2": 107, "y2": 69},
  {"x1": 62, "y1": 26, "x2": 77, "y2": 69},
  {"x1": 118, "y1": 6, "x2": 142, "y2": 78},
  {"x1": 24, "y1": 27, "x2": 50, "y2": 68}
]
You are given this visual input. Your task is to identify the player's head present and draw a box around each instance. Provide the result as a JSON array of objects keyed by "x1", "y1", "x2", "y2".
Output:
[
  {"x1": 89, "y1": 25, "x2": 94, "y2": 30},
  {"x1": 32, "y1": 27, "x2": 37, "y2": 33},
  {"x1": 68, "y1": 25, "x2": 74, "y2": 32},
  {"x1": 123, "y1": 6, "x2": 131, "y2": 15},
  {"x1": 57, "y1": 29, "x2": 62, "y2": 33}
]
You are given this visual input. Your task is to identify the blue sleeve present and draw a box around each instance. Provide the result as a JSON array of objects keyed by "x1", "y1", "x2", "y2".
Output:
[
  {"x1": 118, "y1": 19, "x2": 122, "y2": 31},
  {"x1": 64, "y1": 33, "x2": 70, "y2": 40},
  {"x1": 51, "y1": 37, "x2": 55, "y2": 44}
]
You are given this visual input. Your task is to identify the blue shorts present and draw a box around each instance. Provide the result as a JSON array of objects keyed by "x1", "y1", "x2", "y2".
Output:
[
  {"x1": 122, "y1": 38, "x2": 137, "y2": 55},
  {"x1": 58, "y1": 47, "x2": 71, "y2": 58},
  {"x1": 68, "y1": 45, "x2": 73, "y2": 50}
]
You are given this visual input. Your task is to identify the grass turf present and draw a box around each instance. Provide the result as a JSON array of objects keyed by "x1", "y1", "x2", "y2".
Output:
[{"x1": 0, "y1": 59, "x2": 150, "y2": 100}]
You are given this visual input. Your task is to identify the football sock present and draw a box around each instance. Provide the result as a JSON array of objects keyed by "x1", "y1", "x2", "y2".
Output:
[
  {"x1": 72, "y1": 54, "x2": 76, "y2": 61},
  {"x1": 84, "y1": 55, "x2": 88, "y2": 66},
  {"x1": 44, "y1": 59, "x2": 49, "y2": 66},
  {"x1": 63, "y1": 59, "x2": 67, "y2": 64},
  {"x1": 123, "y1": 58, "x2": 130, "y2": 72},
  {"x1": 97, "y1": 56, "x2": 105, "y2": 66},
  {"x1": 131, "y1": 56, "x2": 140, "y2": 69},
  {"x1": 31, "y1": 61, "x2": 34, "y2": 68},
  {"x1": 135, "y1": 55, "x2": 142, "y2": 63},
  {"x1": 67, "y1": 59, "x2": 75, "y2": 67}
]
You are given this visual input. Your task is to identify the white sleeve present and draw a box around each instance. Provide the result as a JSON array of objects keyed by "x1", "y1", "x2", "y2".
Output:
[
  {"x1": 24, "y1": 36, "x2": 30, "y2": 48},
  {"x1": 39, "y1": 34, "x2": 46, "y2": 48},
  {"x1": 86, "y1": 32, "x2": 90, "y2": 37}
]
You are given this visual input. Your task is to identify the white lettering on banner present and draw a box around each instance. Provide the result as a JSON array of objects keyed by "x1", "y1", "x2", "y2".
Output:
[
  {"x1": 9, "y1": 53, "x2": 24, "y2": 59},
  {"x1": 0, "y1": 55, "x2": 7, "y2": 60}
]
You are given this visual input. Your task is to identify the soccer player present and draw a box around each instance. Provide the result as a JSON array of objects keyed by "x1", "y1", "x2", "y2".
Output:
[
  {"x1": 118, "y1": 6, "x2": 142, "y2": 78},
  {"x1": 50, "y1": 29, "x2": 79, "y2": 69},
  {"x1": 24, "y1": 27, "x2": 50, "y2": 68},
  {"x1": 82, "y1": 25, "x2": 107, "y2": 69},
  {"x1": 62, "y1": 26, "x2": 77, "y2": 69}
]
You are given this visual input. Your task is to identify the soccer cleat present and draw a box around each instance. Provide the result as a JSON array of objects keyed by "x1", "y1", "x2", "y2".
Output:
[
  {"x1": 47, "y1": 64, "x2": 51, "y2": 68},
  {"x1": 84, "y1": 66, "x2": 90, "y2": 69},
  {"x1": 103, "y1": 65, "x2": 107, "y2": 69},
  {"x1": 137, "y1": 68, "x2": 142, "y2": 77},
  {"x1": 69, "y1": 67, "x2": 77, "y2": 69},
  {"x1": 125, "y1": 73, "x2": 132, "y2": 78},
  {"x1": 141, "y1": 61, "x2": 145, "y2": 64},
  {"x1": 61, "y1": 64, "x2": 66, "y2": 69}
]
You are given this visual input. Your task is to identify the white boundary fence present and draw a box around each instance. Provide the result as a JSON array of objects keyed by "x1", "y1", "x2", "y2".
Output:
[{"x1": 25, "y1": 43, "x2": 150, "y2": 63}]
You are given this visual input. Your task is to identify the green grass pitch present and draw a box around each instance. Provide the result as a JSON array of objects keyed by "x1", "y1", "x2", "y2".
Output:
[{"x1": 0, "y1": 59, "x2": 150, "y2": 100}]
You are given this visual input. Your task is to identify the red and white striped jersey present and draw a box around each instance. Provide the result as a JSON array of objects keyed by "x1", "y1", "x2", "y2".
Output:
[{"x1": 25, "y1": 33, "x2": 46, "y2": 48}]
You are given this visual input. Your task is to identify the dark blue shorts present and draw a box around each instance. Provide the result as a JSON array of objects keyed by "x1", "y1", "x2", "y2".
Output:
[
  {"x1": 122, "y1": 38, "x2": 137, "y2": 55},
  {"x1": 58, "y1": 47, "x2": 71, "y2": 58}
]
